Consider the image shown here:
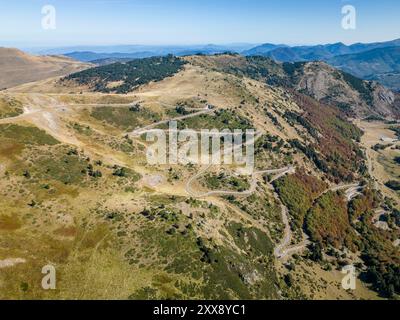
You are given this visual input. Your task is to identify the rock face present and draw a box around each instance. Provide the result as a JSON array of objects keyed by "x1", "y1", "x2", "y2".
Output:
[
  {"x1": 296, "y1": 62, "x2": 358, "y2": 102},
  {"x1": 372, "y1": 83, "x2": 397, "y2": 117},
  {"x1": 245, "y1": 41, "x2": 400, "y2": 92},
  {"x1": 0, "y1": 47, "x2": 91, "y2": 89},
  {"x1": 293, "y1": 62, "x2": 399, "y2": 118},
  {"x1": 187, "y1": 55, "x2": 400, "y2": 119}
]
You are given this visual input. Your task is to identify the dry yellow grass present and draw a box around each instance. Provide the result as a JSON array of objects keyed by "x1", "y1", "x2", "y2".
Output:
[
  {"x1": 356, "y1": 120, "x2": 400, "y2": 204},
  {"x1": 0, "y1": 48, "x2": 91, "y2": 90},
  {"x1": 0, "y1": 57, "x2": 395, "y2": 300},
  {"x1": 277, "y1": 260, "x2": 382, "y2": 300}
]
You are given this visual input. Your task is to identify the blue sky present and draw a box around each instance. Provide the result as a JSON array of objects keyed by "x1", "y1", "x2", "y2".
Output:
[{"x1": 0, "y1": 0, "x2": 399, "y2": 47}]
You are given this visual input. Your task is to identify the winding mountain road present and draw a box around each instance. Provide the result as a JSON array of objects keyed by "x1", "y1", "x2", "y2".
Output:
[
  {"x1": 1, "y1": 97, "x2": 368, "y2": 262},
  {"x1": 129, "y1": 104, "x2": 214, "y2": 137},
  {"x1": 127, "y1": 109, "x2": 300, "y2": 260},
  {"x1": 185, "y1": 166, "x2": 295, "y2": 198},
  {"x1": 320, "y1": 183, "x2": 365, "y2": 201}
]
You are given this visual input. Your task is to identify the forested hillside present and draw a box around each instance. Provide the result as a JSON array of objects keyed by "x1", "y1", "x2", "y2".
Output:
[{"x1": 64, "y1": 55, "x2": 185, "y2": 93}]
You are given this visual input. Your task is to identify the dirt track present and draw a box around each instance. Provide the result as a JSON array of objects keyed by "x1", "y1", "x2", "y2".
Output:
[{"x1": 0, "y1": 95, "x2": 371, "y2": 262}]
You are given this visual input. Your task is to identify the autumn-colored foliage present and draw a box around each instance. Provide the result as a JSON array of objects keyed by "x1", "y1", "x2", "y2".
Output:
[
  {"x1": 273, "y1": 172, "x2": 327, "y2": 228},
  {"x1": 292, "y1": 92, "x2": 364, "y2": 183},
  {"x1": 306, "y1": 191, "x2": 356, "y2": 249}
]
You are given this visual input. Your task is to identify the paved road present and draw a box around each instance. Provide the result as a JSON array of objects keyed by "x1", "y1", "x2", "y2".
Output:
[
  {"x1": 345, "y1": 185, "x2": 365, "y2": 201},
  {"x1": 64, "y1": 100, "x2": 215, "y2": 137},
  {"x1": 272, "y1": 188, "x2": 310, "y2": 260},
  {"x1": 319, "y1": 183, "x2": 364, "y2": 201},
  {"x1": 184, "y1": 163, "x2": 299, "y2": 260},
  {"x1": 129, "y1": 105, "x2": 214, "y2": 137},
  {"x1": 185, "y1": 166, "x2": 294, "y2": 198},
  {"x1": 273, "y1": 198, "x2": 292, "y2": 259},
  {"x1": 273, "y1": 182, "x2": 365, "y2": 260},
  {"x1": 2, "y1": 97, "x2": 366, "y2": 262}
]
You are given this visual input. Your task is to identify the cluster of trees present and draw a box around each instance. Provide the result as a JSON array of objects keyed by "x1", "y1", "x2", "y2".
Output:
[
  {"x1": 357, "y1": 220, "x2": 400, "y2": 298},
  {"x1": 390, "y1": 126, "x2": 400, "y2": 139},
  {"x1": 175, "y1": 105, "x2": 189, "y2": 115},
  {"x1": 128, "y1": 103, "x2": 141, "y2": 112},
  {"x1": 330, "y1": 116, "x2": 363, "y2": 142},
  {"x1": 393, "y1": 209, "x2": 400, "y2": 227},
  {"x1": 372, "y1": 143, "x2": 389, "y2": 151},
  {"x1": 364, "y1": 115, "x2": 386, "y2": 122},
  {"x1": 255, "y1": 134, "x2": 285, "y2": 154},
  {"x1": 291, "y1": 93, "x2": 363, "y2": 183},
  {"x1": 180, "y1": 109, "x2": 252, "y2": 131},
  {"x1": 112, "y1": 165, "x2": 140, "y2": 182},
  {"x1": 385, "y1": 180, "x2": 400, "y2": 191},
  {"x1": 282, "y1": 61, "x2": 306, "y2": 80},
  {"x1": 265, "y1": 111, "x2": 281, "y2": 128},
  {"x1": 346, "y1": 190, "x2": 399, "y2": 298},
  {"x1": 65, "y1": 55, "x2": 185, "y2": 93},
  {"x1": 341, "y1": 71, "x2": 374, "y2": 106},
  {"x1": 113, "y1": 166, "x2": 128, "y2": 177},
  {"x1": 215, "y1": 109, "x2": 252, "y2": 130},
  {"x1": 289, "y1": 139, "x2": 329, "y2": 174},
  {"x1": 275, "y1": 183, "x2": 389, "y2": 297},
  {"x1": 284, "y1": 111, "x2": 318, "y2": 138},
  {"x1": 273, "y1": 172, "x2": 327, "y2": 229},
  {"x1": 204, "y1": 55, "x2": 290, "y2": 87},
  {"x1": 348, "y1": 188, "x2": 380, "y2": 221},
  {"x1": 306, "y1": 191, "x2": 357, "y2": 250},
  {"x1": 363, "y1": 262, "x2": 400, "y2": 298},
  {"x1": 204, "y1": 172, "x2": 250, "y2": 192},
  {"x1": 274, "y1": 176, "x2": 399, "y2": 298},
  {"x1": 86, "y1": 164, "x2": 102, "y2": 178},
  {"x1": 289, "y1": 185, "x2": 399, "y2": 298},
  {"x1": 242, "y1": 57, "x2": 307, "y2": 87}
]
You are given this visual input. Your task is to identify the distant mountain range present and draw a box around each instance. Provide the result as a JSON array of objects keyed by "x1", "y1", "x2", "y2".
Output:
[
  {"x1": 30, "y1": 44, "x2": 255, "y2": 59},
  {"x1": 31, "y1": 39, "x2": 400, "y2": 91},
  {"x1": 244, "y1": 39, "x2": 400, "y2": 91},
  {"x1": 64, "y1": 51, "x2": 157, "y2": 62},
  {"x1": 244, "y1": 39, "x2": 400, "y2": 60},
  {"x1": 60, "y1": 44, "x2": 257, "y2": 65},
  {"x1": 327, "y1": 47, "x2": 400, "y2": 91}
]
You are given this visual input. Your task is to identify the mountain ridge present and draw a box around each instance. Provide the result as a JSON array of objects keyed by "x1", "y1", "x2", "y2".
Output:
[
  {"x1": 1, "y1": 50, "x2": 399, "y2": 300},
  {"x1": 0, "y1": 47, "x2": 91, "y2": 90},
  {"x1": 244, "y1": 39, "x2": 400, "y2": 91},
  {"x1": 245, "y1": 38, "x2": 400, "y2": 59},
  {"x1": 57, "y1": 53, "x2": 400, "y2": 119},
  {"x1": 327, "y1": 47, "x2": 400, "y2": 91}
]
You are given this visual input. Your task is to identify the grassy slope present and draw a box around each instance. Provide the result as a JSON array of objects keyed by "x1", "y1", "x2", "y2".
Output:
[{"x1": 1, "y1": 55, "x2": 397, "y2": 299}]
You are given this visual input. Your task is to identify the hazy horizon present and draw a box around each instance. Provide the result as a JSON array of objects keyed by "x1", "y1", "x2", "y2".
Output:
[
  {"x1": 3, "y1": 37, "x2": 400, "y2": 56},
  {"x1": 1, "y1": 0, "x2": 400, "y2": 49}
]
